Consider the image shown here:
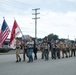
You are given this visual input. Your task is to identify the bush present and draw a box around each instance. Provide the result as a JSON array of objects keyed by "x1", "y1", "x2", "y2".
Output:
[{"x1": 0, "y1": 48, "x2": 10, "y2": 53}]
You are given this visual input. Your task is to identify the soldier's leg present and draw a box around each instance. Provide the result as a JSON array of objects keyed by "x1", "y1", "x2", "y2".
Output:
[
  {"x1": 68, "y1": 49, "x2": 71, "y2": 57},
  {"x1": 44, "y1": 51, "x2": 46, "y2": 60},
  {"x1": 62, "y1": 50, "x2": 64, "y2": 58},
  {"x1": 34, "y1": 52, "x2": 37, "y2": 60},
  {"x1": 16, "y1": 53, "x2": 18, "y2": 62},
  {"x1": 65, "y1": 51, "x2": 68, "y2": 58},
  {"x1": 23, "y1": 50, "x2": 25, "y2": 61},
  {"x1": 51, "y1": 50, "x2": 53, "y2": 59},
  {"x1": 16, "y1": 49, "x2": 21, "y2": 62},
  {"x1": 57, "y1": 49, "x2": 60, "y2": 59},
  {"x1": 71, "y1": 49, "x2": 73, "y2": 57},
  {"x1": 56, "y1": 49, "x2": 58, "y2": 58},
  {"x1": 74, "y1": 49, "x2": 75, "y2": 57},
  {"x1": 27, "y1": 49, "x2": 31, "y2": 62},
  {"x1": 42, "y1": 51, "x2": 44, "y2": 59},
  {"x1": 30, "y1": 49, "x2": 33, "y2": 62},
  {"x1": 46, "y1": 50, "x2": 49, "y2": 60},
  {"x1": 46, "y1": 51, "x2": 49, "y2": 60},
  {"x1": 53, "y1": 48, "x2": 56, "y2": 59},
  {"x1": 55, "y1": 49, "x2": 57, "y2": 59}
]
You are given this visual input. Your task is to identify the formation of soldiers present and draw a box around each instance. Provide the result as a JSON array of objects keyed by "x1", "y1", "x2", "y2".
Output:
[
  {"x1": 15, "y1": 38, "x2": 76, "y2": 63},
  {"x1": 40, "y1": 40, "x2": 76, "y2": 60}
]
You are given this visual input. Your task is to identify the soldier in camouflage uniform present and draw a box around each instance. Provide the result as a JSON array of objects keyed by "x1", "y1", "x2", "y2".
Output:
[
  {"x1": 27, "y1": 37, "x2": 34, "y2": 63},
  {"x1": 66, "y1": 44, "x2": 71, "y2": 57},
  {"x1": 62, "y1": 43, "x2": 68, "y2": 58},
  {"x1": 40, "y1": 43, "x2": 45, "y2": 59},
  {"x1": 71, "y1": 43, "x2": 76, "y2": 57},
  {"x1": 56, "y1": 43, "x2": 61, "y2": 59},
  {"x1": 23, "y1": 40, "x2": 27, "y2": 61},
  {"x1": 43, "y1": 40, "x2": 49, "y2": 61},
  {"x1": 52, "y1": 43, "x2": 57, "y2": 59},
  {"x1": 15, "y1": 38, "x2": 21, "y2": 62}
]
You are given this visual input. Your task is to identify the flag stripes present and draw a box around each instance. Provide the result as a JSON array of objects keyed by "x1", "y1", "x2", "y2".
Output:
[{"x1": 0, "y1": 20, "x2": 10, "y2": 46}]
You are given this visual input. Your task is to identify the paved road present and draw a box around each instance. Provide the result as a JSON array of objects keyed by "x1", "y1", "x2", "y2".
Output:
[{"x1": 0, "y1": 53, "x2": 76, "y2": 75}]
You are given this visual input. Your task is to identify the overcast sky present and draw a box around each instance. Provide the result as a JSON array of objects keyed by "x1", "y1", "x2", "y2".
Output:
[{"x1": 0, "y1": 0, "x2": 76, "y2": 40}]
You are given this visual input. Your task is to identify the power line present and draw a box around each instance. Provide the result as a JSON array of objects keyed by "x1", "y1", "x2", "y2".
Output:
[{"x1": 0, "y1": 1, "x2": 30, "y2": 14}]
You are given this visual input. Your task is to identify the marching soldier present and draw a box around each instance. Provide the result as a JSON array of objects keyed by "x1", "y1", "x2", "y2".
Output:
[
  {"x1": 56, "y1": 43, "x2": 60, "y2": 59},
  {"x1": 66, "y1": 44, "x2": 71, "y2": 57},
  {"x1": 33, "y1": 40, "x2": 38, "y2": 60},
  {"x1": 23, "y1": 40, "x2": 27, "y2": 61},
  {"x1": 62, "y1": 43, "x2": 68, "y2": 58},
  {"x1": 27, "y1": 37, "x2": 34, "y2": 63},
  {"x1": 15, "y1": 38, "x2": 21, "y2": 62},
  {"x1": 52, "y1": 43, "x2": 57, "y2": 59},
  {"x1": 50, "y1": 43, "x2": 53, "y2": 59},
  {"x1": 71, "y1": 43, "x2": 76, "y2": 57},
  {"x1": 43, "y1": 40, "x2": 49, "y2": 61},
  {"x1": 40, "y1": 43, "x2": 44, "y2": 59}
]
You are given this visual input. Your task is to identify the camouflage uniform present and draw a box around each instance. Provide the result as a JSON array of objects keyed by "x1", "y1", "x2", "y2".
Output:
[
  {"x1": 16, "y1": 38, "x2": 21, "y2": 62},
  {"x1": 27, "y1": 40, "x2": 34, "y2": 62},
  {"x1": 40, "y1": 43, "x2": 45, "y2": 59},
  {"x1": 56, "y1": 44, "x2": 60, "y2": 59},
  {"x1": 23, "y1": 40, "x2": 27, "y2": 61},
  {"x1": 62, "y1": 43, "x2": 68, "y2": 58},
  {"x1": 52, "y1": 44, "x2": 57, "y2": 59},
  {"x1": 43, "y1": 41, "x2": 49, "y2": 60},
  {"x1": 71, "y1": 44, "x2": 76, "y2": 57}
]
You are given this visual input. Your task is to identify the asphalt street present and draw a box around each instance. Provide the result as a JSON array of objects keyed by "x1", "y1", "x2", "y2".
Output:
[{"x1": 0, "y1": 53, "x2": 76, "y2": 75}]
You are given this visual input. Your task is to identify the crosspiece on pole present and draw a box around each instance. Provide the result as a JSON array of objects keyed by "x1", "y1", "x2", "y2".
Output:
[
  {"x1": 32, "y1": 17, "x2": 40, "y2": 19},
  {"x1": 32, "y1": 13, "x2": 40, "y2": 15},
  {"x1": 32, "y1": 8, "x2": 40, "y2": 10}
]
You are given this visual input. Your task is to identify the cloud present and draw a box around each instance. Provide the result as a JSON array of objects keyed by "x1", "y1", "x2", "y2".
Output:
[
  {"x1": 66, "y1": 0, "x2": 76, "y2": 3},
  {"x1": 0, "y1": 0, "x2": 76, "y2": 40},
  {"x1": 37, "y1": 10, "x2": 76, "y2": 39},
  {"x1": 0, "y1": 9, "x2": 76, "y2": 40}
]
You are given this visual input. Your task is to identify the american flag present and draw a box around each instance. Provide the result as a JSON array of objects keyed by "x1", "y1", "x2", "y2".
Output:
[{"x1": 0, "y1": 19, "x2": 10, "y2": 46}]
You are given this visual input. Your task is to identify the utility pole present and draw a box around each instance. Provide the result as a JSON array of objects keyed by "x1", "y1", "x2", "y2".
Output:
[{"x1": 32, "y1": 8, "x2": 40, "y2": 40}]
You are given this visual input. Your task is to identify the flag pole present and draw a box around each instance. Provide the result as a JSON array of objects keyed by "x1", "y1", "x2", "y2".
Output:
[{"x1": 2, "y1": 17, "x2": 5, "y2": 48}]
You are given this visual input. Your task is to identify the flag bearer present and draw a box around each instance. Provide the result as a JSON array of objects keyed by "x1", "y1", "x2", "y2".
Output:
[{"x1": 16, "y1": 38, "x2": 21, "y2": 62}]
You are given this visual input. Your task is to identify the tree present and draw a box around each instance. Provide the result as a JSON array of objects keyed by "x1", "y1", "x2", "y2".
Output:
[
  {"x1": 48, "y1": 34, "x2": 59, "y2": 41},
  {"x1": 43, "y1": 33, "x2": 59, "y2": 42}
]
